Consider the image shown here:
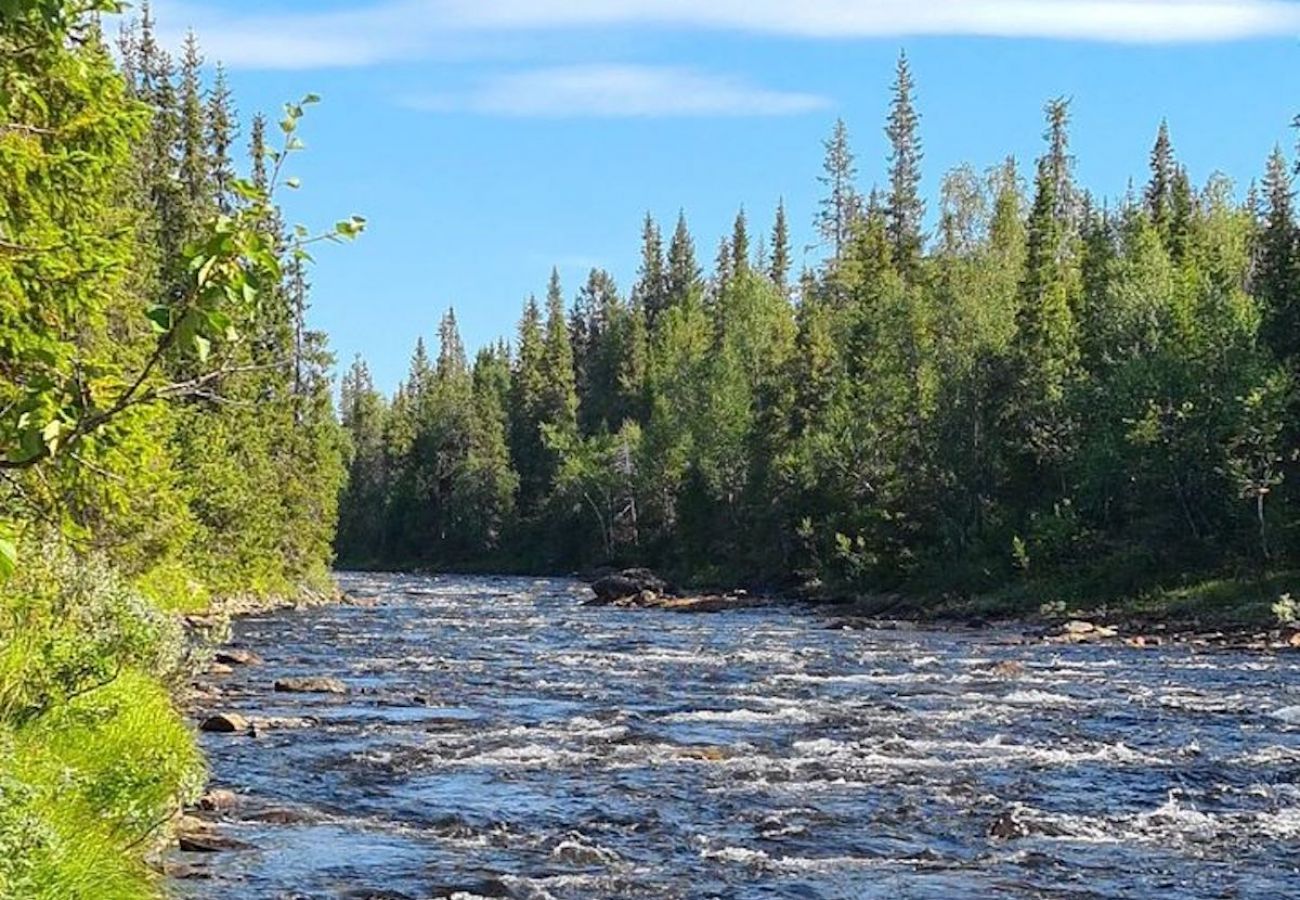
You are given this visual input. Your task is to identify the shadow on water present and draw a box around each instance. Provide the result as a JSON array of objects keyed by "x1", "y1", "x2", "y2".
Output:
[{"x1": 169, "y1": 573, "x2": 1300, "y2": 899}]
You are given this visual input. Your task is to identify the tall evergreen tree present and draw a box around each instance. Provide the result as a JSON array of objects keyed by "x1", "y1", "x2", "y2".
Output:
[
  {"x1": 770, "y1": 199, "x2": 792, "y2": 290},
  {"x1": 817, "y1": 118, "x2": 861, "y2": 261},
  {"x1": 885, "y1": 51, "x2": 925, "y2": 278},
  {"x1": 207, "y1": 62, "x2": 237, "y2": 213}
]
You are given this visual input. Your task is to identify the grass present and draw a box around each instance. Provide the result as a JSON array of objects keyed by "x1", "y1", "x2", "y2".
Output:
[
  {"x1": 1, "y1": 671, "x2": 204, "y2": 899},
  {"x1": 923, "y1": 567, "x2": 1299, "y2": 631},
  {"x1": 0, "y1": 538, "x2": 207, "y2": 900}
]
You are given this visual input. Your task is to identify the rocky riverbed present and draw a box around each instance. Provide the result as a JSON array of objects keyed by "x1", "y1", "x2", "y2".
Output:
[{"x1": 168, "y1": 572, "x2": 1300, "y2": 898}]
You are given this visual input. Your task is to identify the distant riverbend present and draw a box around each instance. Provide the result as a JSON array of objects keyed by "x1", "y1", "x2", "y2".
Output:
[{"x1": 170, "y1": 573, "x2": 1300, "y2": 899}]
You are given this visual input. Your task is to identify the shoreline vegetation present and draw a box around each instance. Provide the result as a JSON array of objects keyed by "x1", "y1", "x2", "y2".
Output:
[
  {"x1": 333, "y1": 64, "x2": 1300, "y2": 648},
  {"x1": 2, "y1": 4, "x2": 357, "y2": 897}
]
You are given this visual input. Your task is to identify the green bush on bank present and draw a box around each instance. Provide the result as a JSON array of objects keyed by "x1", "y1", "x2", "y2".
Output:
[{"x1": 0, "y1": 538, "x2": 206, "y2": 900}]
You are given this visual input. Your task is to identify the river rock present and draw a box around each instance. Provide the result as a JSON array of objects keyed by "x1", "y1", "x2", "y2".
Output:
[
  {"x1": 197, "y1": 789, "x2": 241, "y2": 812},
  {"x1": 988, "y1": 660, "x2": 1025, "y2": 678},
  {"x1": 177, "y1": 831, "x2": 254, "y2": 853},
  {"x1": 590, "y1": 568, "x2": 669, "y2": 604},
  {"x1": 988, "y1": 809, "x2": 1031, "y2": 840},
  {"x1": 162, "y1": 861, "x2": 212, "y2": 880},
  {"x1": 215, "y1": 648, "x2": 262, "y2": 666},
  {"x1": 1051, "y1": 620, "x2": 1118, "y2": 643},
  {"x1": 199, "y1": 713, "x2": 250, "y2": 734},
  {"x1": 274, "y1": 676, "x2": 348, "y2": 695}
]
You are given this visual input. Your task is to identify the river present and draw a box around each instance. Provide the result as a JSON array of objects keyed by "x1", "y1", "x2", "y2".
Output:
[{"x1": 169, "y1": 572, "x2": 1300, "y2": 899}]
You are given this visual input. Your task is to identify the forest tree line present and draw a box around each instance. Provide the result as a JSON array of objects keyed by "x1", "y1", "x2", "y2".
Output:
[
  {"x1": 1, "y1": 3, "x2": 353, "y2": 894},
  {"x1": 339, "y1": 55, "x2": 1300, "y2": 601}
]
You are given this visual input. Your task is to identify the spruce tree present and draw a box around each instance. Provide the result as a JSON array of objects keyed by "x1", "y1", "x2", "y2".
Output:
[
  {"x1": 666, "y1": 211, "x2": 702, "y2": 308},
  {"x1": 178, "y1": 30, "x2": 209, "y2": 216},
  {"x1": 634, "y1": 213, "x2": 668, "y2": 327},
  {"x1": 817, "y1": 118, "x2": 861, "y2": 261},
  {"x1": 731, "y1": 207, "x2": 751, "y2": 277},
  {"x1": 885, "y1": 51, "x2": 925, "y2": 278},
  {"x1": 770, "y1": 199, "x2": 792, "y2": 290},
  {"x1": 1258, "y1": 146, "x2": 1299, "y2": 360},
  {"x1": 207, "y1": 62, "x2": 237, "y2": 213},
  {"x1": 1145, "y1": 120, "x2": 1174, "y2": 235}
]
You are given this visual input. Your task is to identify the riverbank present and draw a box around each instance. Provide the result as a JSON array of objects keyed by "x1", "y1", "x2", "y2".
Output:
[
  {"x1": 567, "y1": 565, "x2": 1300, "y2": 651},
  {"x1": 0, "y1": 533, "x2": 343, "y2": 900}
]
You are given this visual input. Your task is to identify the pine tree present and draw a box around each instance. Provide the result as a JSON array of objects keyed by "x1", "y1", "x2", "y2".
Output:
[
  {"x1": 731, "y1": 207, "x2": 751, "y2": 278},
  {"x1": 249, "y1": 113, "x2": 268, "y2": 192},
  {"x1": 1145, "y1": 120, "x2": 1174, "y2": 235},
  {"x1": 770, "y1": 199, "x2": 792, "y2": 290},
  {"x1": 1257, "y1": 146, "x2": 1299, "y2": 360},
  {"x1": 510, "y1": 296, "x2": 547, "y2": 510},
  {"x1": 178, "y1": 30, "x2": 209, "y2": 216},
  {"x1": 207, "y1": 63, "x2": 237, "y2": 213},
  {"x1": 437, "y1": 308, "x2": 468, "y2": 381},
  {"x1": 666, "y1": 211, "x2": 702, "y2": 308},
  {"x1": 634, "y1": 213, "x2": 668, "y2": 327},
  {"x1": 817, "y1": 118, "x2": 861, "y2": 261},
  {"x1": 540, "y1": 268, "x2": 580, "y2": 438},
  {"x1": 885, "y1": 51, "x2": 925, "y2": 278}
]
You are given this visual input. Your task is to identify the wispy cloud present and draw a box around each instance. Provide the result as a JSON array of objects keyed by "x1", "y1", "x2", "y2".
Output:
[
  {"x1": 150, "y1": 0, "x2": 1300, "y2": 70},
  {"x1": 405, "y1": 65, "x2": 830, "y2": 118}
]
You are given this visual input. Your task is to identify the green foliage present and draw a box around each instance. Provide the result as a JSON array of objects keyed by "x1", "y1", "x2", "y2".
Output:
[
  {"x1": 333, "y1": 57, "x2": 1300, "y2": 607},
  {"x1": 2, "y1": 3, "x2": 355, "y2": 893}
]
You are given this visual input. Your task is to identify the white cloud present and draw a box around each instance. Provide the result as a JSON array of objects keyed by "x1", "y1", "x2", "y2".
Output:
[
  {"x1": 147, "y1": 0, "x2": 1300, "y2": 69},
  {"x1": 405, "y1": 65, "x2": 830, "y2": 117}
]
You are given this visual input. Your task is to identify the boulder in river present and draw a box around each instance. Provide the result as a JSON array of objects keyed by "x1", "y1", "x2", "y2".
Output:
[
  {"x1": 589, "y1": 568, "x2": 670, "y2": 604},
  {"x1": 214, "y1": 648, "x2": 262, "y2": 666},
  {"x1": 199, "y1": 713, "x2": 250, "y2": 734},
  {"x1": 1050, "y1": 620, "x2": 1118, "y2": 643},
  {"x1": 988, "y1": 809, "x2": 1031, "y2": 840},
  {"x1": 273, "y1": 676, "x2": 348, "y2": 695},
  {"x1": 177, "y1": 831, "x2": 254, "y2": 853},
  {"x1": 197, "y1": 789, "x2": 241, "y2": 812}
]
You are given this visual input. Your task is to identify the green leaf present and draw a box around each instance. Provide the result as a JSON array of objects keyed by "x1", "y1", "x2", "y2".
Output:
[
  {"x1": 193, "y1": 334, "x2": 211, "y2": 363},
  {"x1": 0, "y1": 535, "x2": 15, "y2": 585},
  {"x1": 146, "y1": 305, "x2": 172, "y2": 333}
]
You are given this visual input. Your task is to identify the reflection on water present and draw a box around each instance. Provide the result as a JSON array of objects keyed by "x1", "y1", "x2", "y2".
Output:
[{"x1": 170, "y1": 573, "x2": 1300, "y2": 899}]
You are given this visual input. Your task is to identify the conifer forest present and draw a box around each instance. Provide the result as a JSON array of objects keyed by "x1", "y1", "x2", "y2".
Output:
[{"x1": 5, "y1": 1, "x2": 1300, "y2": 897}]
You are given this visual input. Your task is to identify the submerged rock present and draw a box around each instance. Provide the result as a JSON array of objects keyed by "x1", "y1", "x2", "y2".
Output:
[
  {"x1": 199, "y1": 713, "x2": 250, "y2": 734},
  {"x1": 177, "y1": 832, "x2": 254, "y2": 853},
  {"x1": 273, "y1": 676, "x2": 348, "y2": 695},
  {"x1": 988, "y1": 660, "x2": 1025, "y2": 678}
]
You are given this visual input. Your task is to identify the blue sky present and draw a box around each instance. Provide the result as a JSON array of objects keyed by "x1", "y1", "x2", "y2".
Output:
[{"x1": 142, "y1": 0, "x2": 1300, "y2": 394}]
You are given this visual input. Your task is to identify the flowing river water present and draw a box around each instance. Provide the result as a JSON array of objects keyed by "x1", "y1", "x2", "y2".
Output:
[{"x1": 169, "y1": 573, "x2": 1300, "y2": 899}]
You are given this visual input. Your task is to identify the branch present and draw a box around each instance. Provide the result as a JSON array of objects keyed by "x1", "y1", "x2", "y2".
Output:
[{"x1": 0, "y1": 122, "x2": 56, "y2": 137}]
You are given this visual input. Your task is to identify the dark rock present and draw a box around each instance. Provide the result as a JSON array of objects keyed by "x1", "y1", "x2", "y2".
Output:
[
  {"x1": 988, "y1": 810, "x2": 1030, "y2": 840},
  {"x1": 177, "y1": 831, "x2": 254, "y2": 853},
  {"x1": 429, "y1": 879, "x2": 511, "y2": 899},
  {"x1": 214, "y1": 648, "x2": 262, "y2": 666},
  {"x1": 590, "y1": 568, "x2": 669, "y2": 604},
  {"x1": 273, "y1": 676, "x2": 348, "y2": 695},
  {"x1": 199, "y1": 713, "x2": 249, "y2": 734}
]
